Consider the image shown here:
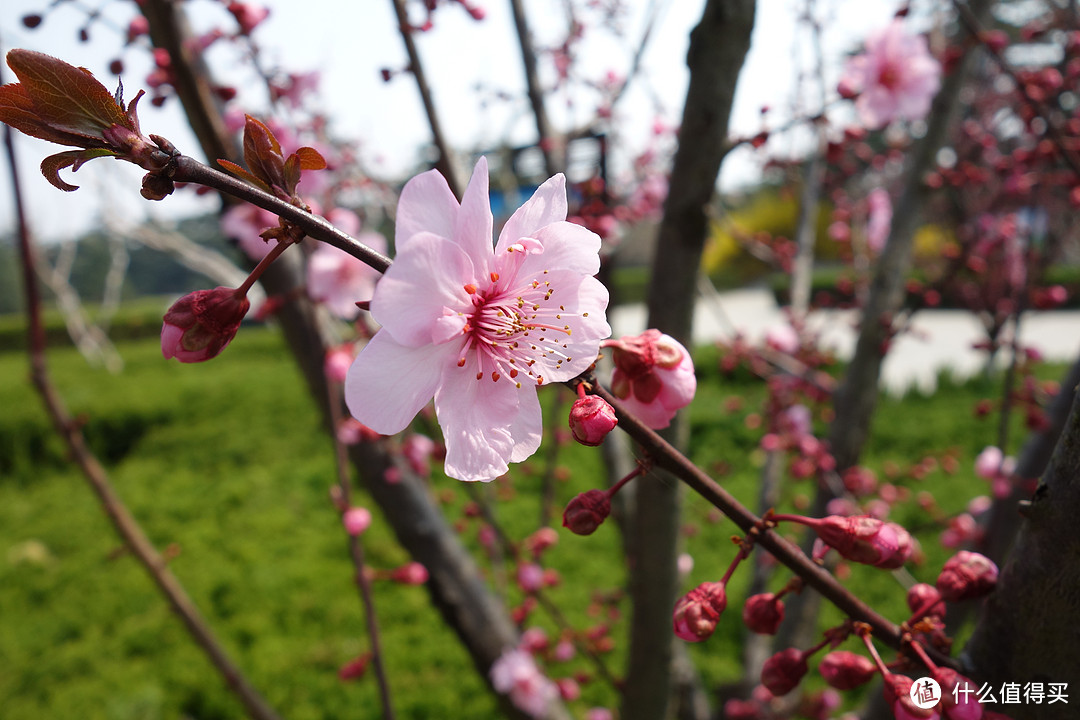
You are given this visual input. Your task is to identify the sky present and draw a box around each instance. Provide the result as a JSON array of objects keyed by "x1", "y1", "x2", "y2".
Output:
[{"x1": 0, "y1": 0, "x2": 901, "y2": 243}]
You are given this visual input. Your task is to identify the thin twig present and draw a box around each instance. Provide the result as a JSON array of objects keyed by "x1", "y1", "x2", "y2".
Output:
[
  {"x1": 327, "y1": 384, "x2": 396, "y2": 720},
  {"x1": 3, "y1": 89, "x2": 284, "y2": 720},
  {"x1": 389, "y1": 0, "x2": 463, "y2": 197}
]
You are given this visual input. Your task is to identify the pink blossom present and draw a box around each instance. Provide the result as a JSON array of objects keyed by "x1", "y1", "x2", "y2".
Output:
[
  {"x1": 227, "y1": 2, "x2": 270, "y2": 34},
  {"x1": 345, "y1": 158, "x2": 610, "y2": 482},
  {"x1": 605, "y1": 330, "x2": 696, "y2": 429},
  {"x1": 866, "y1": 188, "x2": 892, "y2": 253},
  {"x1": 517, "y1": 562, "x2": 544, "y2": 593},
  {"x1": 840, "y1": 21, "x2": 941, "y2": 129},
  {"x1": 307, "y1": 230, "x2": 387, "y2": 319},
  {"x1": 765, "y1": 324, "x2": 799, "y2": 354},
  {"x1": 553, "y1": 639, "x2": 576, "y2": 662},
  {"x1": 489, "y1": 648, "x2": 559, "y2": 718},
  {"x1": 221, "y1": 203, "x2": 280, "y2": 261},
  {"x1": 402, "y1": 433, "x2": 437, "y2": 477},
  {"x1": 974, "y1": 446, "x2": 1004, "y2": 479},
  {"x1": 325, "y1": 344, "x2": 356, "y2": 383},
  {"x1": 520, "y1": 626, "x2": 549, "y2": 653}
]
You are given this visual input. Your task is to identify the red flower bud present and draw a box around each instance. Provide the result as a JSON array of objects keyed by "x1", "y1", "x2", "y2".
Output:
[
  {"x1": 934, "y1": 668, "x2": 983, "y2": 720},
  {"x1": 161, "y1": 286, "x2": 250, "y2": 362},
  {"x1": 390, "y1": 561, "x2": 429, "y2": 586},
  {"x1": 818, "y1": 650, "x2": 877, "y2": 690},
  {"x1": 937, "y1": 551, "x2": 998, "y2": 602},
  {"x1": 568, "y1": 395, "x2": 618, "y2": 446},
  {"x1": 907, "y1": 583, "x2": 946, "y2": 619},
  {"x1": 884, "y1": 675, "x2": 937, "y2": 719},
  {"x1": 761, "y1": 647, "x2": 808, "y2": 696},
  {"x1": 563, "y1": 489, "x2": 611, "y2": 536},
  {"x1": 742, "y1": 593, "x2": 785, "y2": 635},
  {"x1": 802, "y1": 515, "x2": 907, "y2": 568},
  {"x1": 338, "y1": 652, "x2": 373, "y2": 681},
  {"x1": 672, "y1": 581, "x2": 727, "y2": 642}
]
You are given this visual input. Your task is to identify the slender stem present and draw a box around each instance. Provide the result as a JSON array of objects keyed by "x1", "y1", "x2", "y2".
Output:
[
  {"x1": 326, "y1": 384, "x2": 396, "y2": 720},
  {"x1": 509, "y1": 0, "x2": 558, "y2": 176},
  {"x1": 587, "y1": 382, "x2": 956, "y2": 669},
  {"x1": 237, "y1": 238, "x2": 294, "y2": 295},
  {"x1": 4, "y1": 99, "x2": 284, "y2": 720},
  {"x1": 171, "y1": 156, "x2": 392, "y2": 273},
  {"x1": 389, "y1": 0, "x2": 463, "y2": 198}
]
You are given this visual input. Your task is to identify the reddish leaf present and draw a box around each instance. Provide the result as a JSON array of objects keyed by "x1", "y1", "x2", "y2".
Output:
[
  {"x1": 6, "y1": 49, "x2": 130, "y2": 138},
  {"x1": 41, "y1": 147, "x2": 117, "y2": 191},
  {"x1": 283, "y1": 153, "x2": 301, "y2": 194},
  {"x1": 0, "y1": 82, "x2": 105, "y2": 147},
  {"x1": 295, "y1": 146, "x2": 326, "y2": 171},
  {"x1": 217, "y1": 158, "x2": 271, "y2": 193},
  {"x1": 242, "y1": 115, "x2": 284, "y2": 189}
]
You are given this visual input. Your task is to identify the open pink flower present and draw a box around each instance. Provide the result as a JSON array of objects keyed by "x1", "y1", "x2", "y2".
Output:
[
  {"x1": 866, "y1": 188, "x2": 892, "y2": 253},
  {"x1": 345, "y1": 158, "x2": 610, "y2": 482},
  {"x1": 490, "y1": 648, "x2": 559, "y2": 718},
  {"x1": 840, "y1": 20, "x2": 941, "y2": 129}
]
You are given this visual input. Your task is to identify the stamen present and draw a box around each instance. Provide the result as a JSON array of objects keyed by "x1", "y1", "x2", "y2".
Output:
[{"x1": 464, "y1": 283, "x2": 478, "y2": 294}]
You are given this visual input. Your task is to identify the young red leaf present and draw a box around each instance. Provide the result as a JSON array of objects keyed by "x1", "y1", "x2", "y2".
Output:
[
  {"x1": 0, "y1": 82, "x2": 105, "y2": 147},
  {"x1": 5, "y1": 49, "x2": 131, "y2": 138},
  {"x1": 217, "y1": 158, "x2": 271, "y2": 193},
  {"x1": 295, "y1": 146, "x2": 326, "y2": 170},
  {"x1": 41, "y1": 147, "x2": 118, "y2": 191}
]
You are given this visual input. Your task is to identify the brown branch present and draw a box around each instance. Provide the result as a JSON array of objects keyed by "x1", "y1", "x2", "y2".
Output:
[
  {"x1": 508, "y1": 0, "x2": 559, "y2": 177},
  {"x1": 389, "y1": 0, "x2": 463, "y2": 198}
]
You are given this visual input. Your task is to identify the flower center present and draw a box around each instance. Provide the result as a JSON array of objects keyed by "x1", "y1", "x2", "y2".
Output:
[{"x1": 456, "y1": 269, "x2": 576, "y2": 388}]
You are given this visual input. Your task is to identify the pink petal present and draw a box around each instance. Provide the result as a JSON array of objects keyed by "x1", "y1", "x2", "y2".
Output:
[
  {"x1": 345, "y1": 331, "x2": 456, "y2": 435},
  {"x1": 519, "y1": 221, "x2": 603, "y2": 277},
  {"x1": 395, "y1": 168, "x2": 460, "y2": 249},
  {"x1": 508, "y1": 385, "x2": 542, "y2": 463},
  {"x1": 497, "y1": 173, "x2": 568, "y2": 252},
  {"x1": 453, "y1": 157, "x2": 495, "y2": 278},
  {"x1": 434, "y1": 366, "x2": 527, "y2": 481},
  {"x1": 370, "y1": 232, "x2": 475, "y2": 347}
]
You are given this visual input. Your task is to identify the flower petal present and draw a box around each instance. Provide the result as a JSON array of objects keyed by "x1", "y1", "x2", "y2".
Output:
[
  {"x1": 395, "y1": 168, "x2": 459, "y2": 248},
  {"x1": 370, "y1": 232, "x2": 475, "y2": 347},
  {"x1": 453, "y1": 157, "x2": 495, "y2": 277},
  {"x1": 520, "y1": 221, "x2": 603, "y2": 277},
  {"x1": 497, "y1": 172, "x2": 568, "y2": 252},
  {"x1": 434, "y1": 364, "x2": 528, "y2": 481},
  {"x1": 346, "y1": 331, "x2": 456, "y2": 435},
  {"x1": 507, "y1": 386, "x2": 542, "y2": 463}
]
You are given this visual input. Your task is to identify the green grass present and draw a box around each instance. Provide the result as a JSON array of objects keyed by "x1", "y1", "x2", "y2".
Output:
[{"x1": 0, "y1": 326, "x2": 1054, "y2": 719}]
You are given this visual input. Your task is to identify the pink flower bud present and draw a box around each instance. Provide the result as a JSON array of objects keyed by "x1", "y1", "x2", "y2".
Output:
[
  {"x1": 801, "y1": 515, "x2": 906, "y2": 568},
  {"x1": 761, "y1": 647, "x2": 808, "y2": 696},
  {"x1": 934, "y1": 668, "x2": 983, "y2": 720},
  {"x1": 819, "y1": 651, "x2": 877, "y2": 690},
  {"x1": 563, "y1": 489, "x2": 611, "y2": 536},
  {"x1": 342, "y1": 506, "x2": 372, "y2": 536},
  {"x1": 885, "y1": 675, "x2": 938, "y2": 719},
  {"x1": 520, "y1": 626, "x2": 549, "y2": 653},
  {"x1": 672, "y1": 581, "x2": 727, "y2": 642},
  {"x1": 876, "y1": 522, "x2": 914, "y2": 569},
  {"x1": 338, "y1": 652, "x2": 372, "y2": 681},
  {"x1": 525, "y1": 527, "x2": 559, "y2": 557},
  {"x1": 517, "y1": 562, "x2": 544, "y2": 593},
  {"x1": 324, "y1": 344, "x2": 355, "y2": 383},
  {"x1": 390, "y1": 561, "x2": 429, "y2": 586},
  {"x1": 974, "y1": 446, "x2": 1004, "y2": 479},
  {"x1": 742, "y1": 593, "x2": 785, "y2": 635},
  {"x1": 937, "y1": 551, "x2": 998, "y2": 602},
  {"x1": 553, "y1": 639, "x2": 576, "y2": 662},
  {"x1": 161, "y1": 287, "x2": 250, "y2": 362},
  {"x1": 568, "y1": 395, "x2": 618, "y2": 446},
  {"x1": 906, "y1": 583, "x2": 946, "y2": 619},
  {"x1": 556, "y1": 677, "x2": 580, "y2": 700}
]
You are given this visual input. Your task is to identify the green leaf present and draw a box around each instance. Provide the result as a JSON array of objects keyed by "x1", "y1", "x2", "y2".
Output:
[{"x1": 6, "y1": 49, "x2": 131, "y2": 139}]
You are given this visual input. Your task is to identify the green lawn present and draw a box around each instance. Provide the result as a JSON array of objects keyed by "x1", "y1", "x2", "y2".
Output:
[{"x1": 0, "y1": 324, "x2": 1045, "y2": 719}]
